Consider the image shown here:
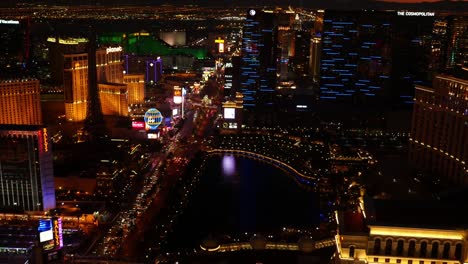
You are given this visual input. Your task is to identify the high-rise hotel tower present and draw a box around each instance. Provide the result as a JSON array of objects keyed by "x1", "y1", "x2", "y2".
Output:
[
  {"x1": 0, "y1": 125, "x2": 56, "y2": 211},
  {"x1": 409, "y1": 74, "x2": 467, "y2": 184},
  {"x1": 0, "y1": 79, "x2": 42, "y2": 125}
]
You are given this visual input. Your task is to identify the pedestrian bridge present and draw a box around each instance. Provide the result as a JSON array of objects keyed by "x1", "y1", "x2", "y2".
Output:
[
  {"x1": 206, "y1": 149, "x2": 317, "y2": 185},
  {"x1": 201, "y1": 237, "x2": 336, "y2": 253}
]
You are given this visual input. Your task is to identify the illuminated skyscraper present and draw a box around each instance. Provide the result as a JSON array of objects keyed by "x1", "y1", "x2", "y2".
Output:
[
  {"x1": 0, "y1": 125, "x2": 56, "y2": 212},
  {"x1": 47, "y1": 37, "x2": 88, "y2": 85},
  {"x1": 319, "y1": 10, "x2": 392, "y2": 104},
  {"x1": 446, "y1": 16, "x2": 468, "y2": 69},
  {"x1": 98, "y1": 83, "x2": 128, "y2": 117},
  {"x1": 409, "y1": 74, "x2": 468, "y2": 185},
  {"x1": 96, "y1": 46, "x2": 124, "y2": 84},
  {"x1": 63, "y1": 53, "x2": 88, "y2": 121},
  {"x1": 63, "y1": 45, "x2": 125, "y2": 122},
  {"x1": 241, "y1": 9, "x2": 277, "y2": 109},
  {"x1": 145, "y1": 58, "x2": 163, "y2": 83},
  {"x1": 123, "y1": 74, "x2": 145, "y2": 105},
  {"x1": 0, "y1": 79, "x2": 42, "y2": 125}
]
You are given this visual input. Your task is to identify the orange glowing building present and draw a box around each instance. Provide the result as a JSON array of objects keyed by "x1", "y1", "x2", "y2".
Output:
[
  {"x1": 96, "y1": 46, "x2": 124, "y2": 83},
  {"x1": 0, "y1": 79, "x2": 42, "y2": 125},
  {"x1": 63, "y1": 46, "x2": 128, "y2": 121},
  {"x1": 123, "y1": 74, "x2": 145, "y2": 105},
  {"x1": 409, "y1": 74, "x2": 468, "y2": 185},
  {"x1": 64, "y1": 53, "x2": 88, "y2": 122},
  {"x1": 98, "y1": 83, "x2": 128, "y2": 117}
]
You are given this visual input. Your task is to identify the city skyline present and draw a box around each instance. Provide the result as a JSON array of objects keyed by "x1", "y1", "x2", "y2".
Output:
[{"x1": 0, "y1": 3, "x2": 466, "y2": 264}]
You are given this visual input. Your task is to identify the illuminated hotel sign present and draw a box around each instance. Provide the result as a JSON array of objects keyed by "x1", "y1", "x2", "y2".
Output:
[
  {"x1": 52, "y1": 218, "x2": 63, "y2": 249},
  {"x1": 43, "y1": 128, "x2": 49, "y2": 152},
  {"x1": 106, "y1": 46, "x2": 123, "y2": 54},
  {"x1": 0, "y1": 19, "x2": 19, "y2": 24},
  {"x1": 397, "y1": 11, "x2": 435, "y2": 17}
]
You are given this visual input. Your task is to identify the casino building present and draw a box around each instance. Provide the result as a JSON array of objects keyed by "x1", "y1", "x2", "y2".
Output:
[
  {"x1": 409, "y1": 74, "x2": 468, "y2": 185},
  {"x1": 0, "y1": 79, "x2": 42, "y2": 125},
  {"x1": 335, "y1": 198, "x2": 468, "y2": 264},
  {"x1": 63, "y1": 46, "x2": 141, "y2": 121},
  {"x1": 0, "y1": 125, "x2": 56, "y2": 212}
]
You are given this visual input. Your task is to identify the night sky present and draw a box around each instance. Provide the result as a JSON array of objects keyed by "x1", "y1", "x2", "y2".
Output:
[{"x1": 5, "y1": 0, "x2": 468, "y2": 10}]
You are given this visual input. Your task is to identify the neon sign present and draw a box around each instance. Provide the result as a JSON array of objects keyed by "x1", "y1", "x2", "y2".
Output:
[
  {"x1": 132, "y1": 121, "x2": 145, "y2": 128},
  {"x1": 43, "y1": 128, "x2": 49, "y2": 152},
  {"x1": 106, "y1": 46, "x2": 123, "y2": 54},
  {"x1": 53, "y1": 218, "x2": 63, "y2": 249}
]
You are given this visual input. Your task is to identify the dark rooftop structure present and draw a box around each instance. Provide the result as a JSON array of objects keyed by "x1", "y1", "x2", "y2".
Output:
[{"x1": 365, "y1": 198, "x2": 468, "y2": 229}]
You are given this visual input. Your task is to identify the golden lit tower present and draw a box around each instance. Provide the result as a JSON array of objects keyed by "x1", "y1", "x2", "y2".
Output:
[
  {"x1": 123, "y1": 74, "x2": 145, "y2": 105},
  {"x1": 63, "y1": 53, "x2": 88, "y2": 122},
  {"x1": 0, "y1": 79, "x2": 42, "y2": 125},
  {"x1": 98, "y1": 83, "x2": 128, "y2": 117},
  {"x1": 409, "y1": 74, "x2": 468, "y2": 185},
  {"x1": 96, "y1": 46, "x2": 124, "y2": 83}
]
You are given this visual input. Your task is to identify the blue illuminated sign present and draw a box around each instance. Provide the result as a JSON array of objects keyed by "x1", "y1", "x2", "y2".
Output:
[{"x1": 38, "y1": 219, "x2": 52, "y2": 232}]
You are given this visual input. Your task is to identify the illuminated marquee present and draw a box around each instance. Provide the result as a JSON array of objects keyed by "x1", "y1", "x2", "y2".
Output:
[{"x1": 106, "y1": 46, "x2": 123, "y2": 54}]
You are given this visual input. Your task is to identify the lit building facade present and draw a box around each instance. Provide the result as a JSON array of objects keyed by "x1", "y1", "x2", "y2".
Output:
[
  {"x1": 47, "y1": 37, "x2": 88, "y2": 85},
  {"x1": 63, "y1": 46, "x2": 125, "y2": 121},
  {"x1": 241, "y1": 9, "x2": 278, "y2": 109},
  {"x1": 98, "y1": 83, "x2": 128, "y2": 117},
  {"x1": 123, "y1": 74, "x2": 145, "y2": 105},
  {"x1": 63, "y1": 53, "x2": 88, "y2": 122},
  {"x1": 319, "y1": 10, "x2": 392, "y2": 103},
  {"x1": 145, "y1": 58, "x2": 163, "y2": 83},
  {"x1": 0, "y1": 125, "x2": 55, "y2": 212},
  {"x1": 96, "y1": 46, "x2": 124, "y2": 84},
  {"x1": 446, "y1": 16, "x2": 468, "y2": 69},
  {"x1": 0, "y1": 79, "x2": 42, "y2": 125},
  {"x1": 335, "y1": 199, "x2": 468, "y2": 264},
  {"x1": 409, "y1": 74, "x2": 468, "y2": 185}
]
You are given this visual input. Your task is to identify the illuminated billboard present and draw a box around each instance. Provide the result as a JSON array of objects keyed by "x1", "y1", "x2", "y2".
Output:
[
  {"x1": 224, "y1": 108, "x2": 235, "y2": 119},
  {"x1": 38, "y1": 218, "x2": 56, "y2": 251},
  {"x1": 144, "y1": 108, "x2": 163, "y2": 130},
  {"x1": 132, "y1": 121, "x2": 145, "y2": 129},
  {"x1": 172, "y1": 108, "x2": 178, "y2": 116},
  {"x1": 39, "y1": 230, "x2": 53, "y2": 242},
  {"x1": 38, "y1": 219, "x2": 53, "y2": 243},
  {"x1": 173, "y1": 86, "x2": 182, "y2": 104},
  {"x1": 147, "y1": 133, "x2": 159, "y2": 139}
]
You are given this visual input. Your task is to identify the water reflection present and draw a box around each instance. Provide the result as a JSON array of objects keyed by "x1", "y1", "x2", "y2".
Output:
[
  {"x1": 166, "y1": 154, "x2": 320, "y2": 249},
  {"x1": 222, "y1": 154, "x2": 236, "y2": 178}
]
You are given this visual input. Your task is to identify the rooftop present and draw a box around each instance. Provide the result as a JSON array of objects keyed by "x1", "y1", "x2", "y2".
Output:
[{"x1": 365, "y1": 198, "x2": 468, "y2": 229}]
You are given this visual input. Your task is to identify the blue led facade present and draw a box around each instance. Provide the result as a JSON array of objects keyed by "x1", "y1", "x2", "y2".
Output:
[
  {"x1": 319, "y1": 11, "x2": 393, "y2": 103},
  {"x1": 241, "y1": 9, "x2": 277, "y2": 109}
]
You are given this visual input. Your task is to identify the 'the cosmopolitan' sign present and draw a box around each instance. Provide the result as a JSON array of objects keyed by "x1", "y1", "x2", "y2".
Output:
[
  {"x1": 397, "y1": 11, "x2": 435, "y2": 17},
  {"x1": 106, "y1": 46, "x2": 123, "y2": 54}
]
